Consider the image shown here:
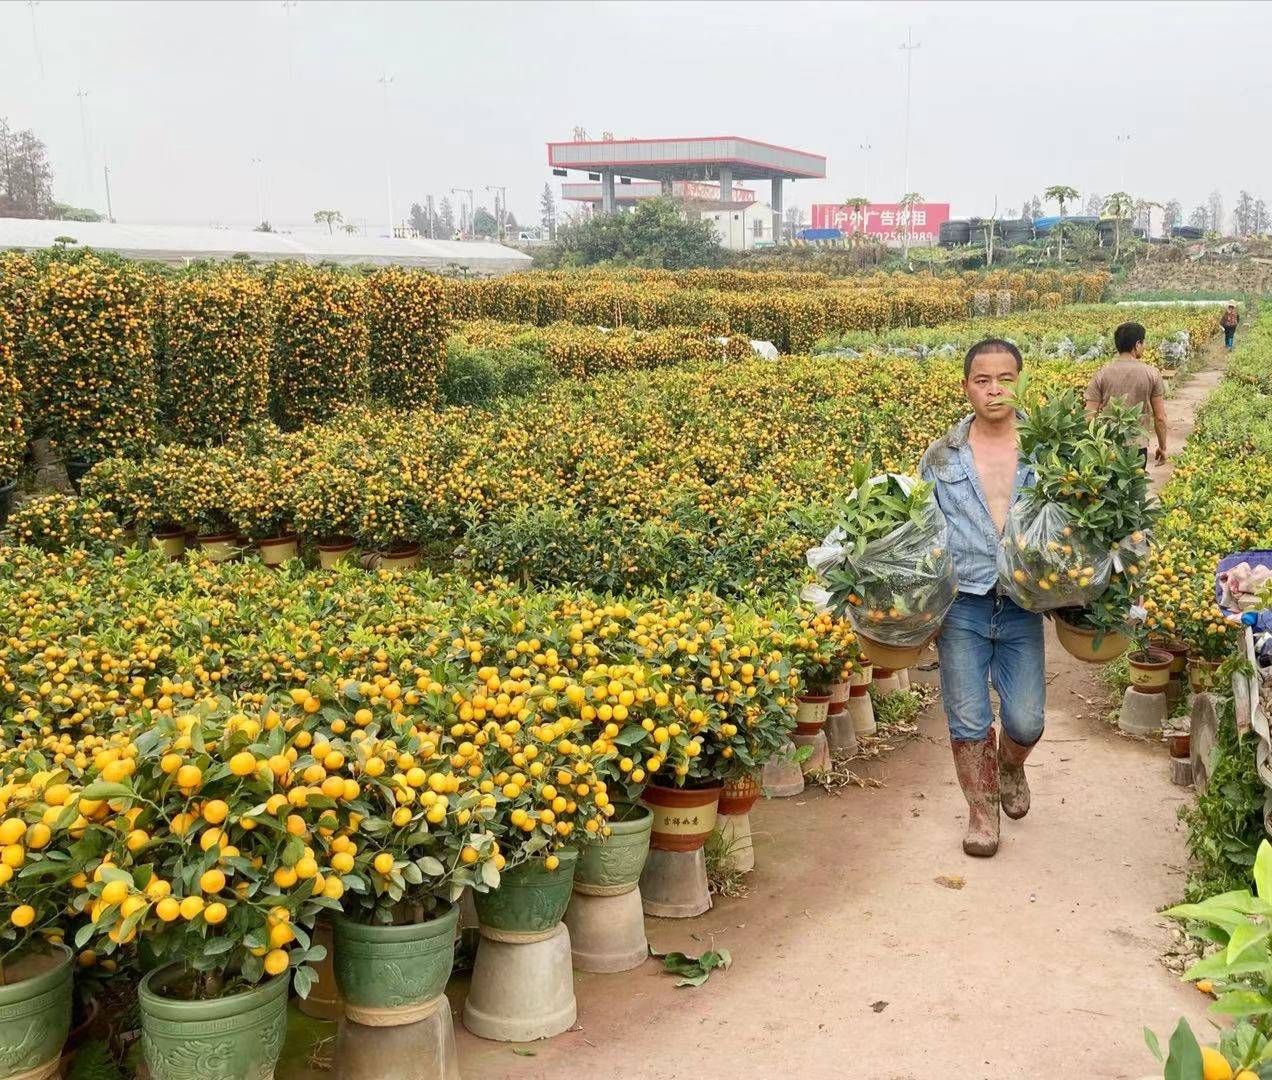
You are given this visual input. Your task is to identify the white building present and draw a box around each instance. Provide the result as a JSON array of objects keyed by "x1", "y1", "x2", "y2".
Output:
[{"x1": 700, "y1": 201, "x2": 777, "y2": 251}]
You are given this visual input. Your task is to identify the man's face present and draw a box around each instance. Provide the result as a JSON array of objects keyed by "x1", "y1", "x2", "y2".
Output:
[{"x1": 963, "y1": 349, "x2": 1020, "y2": 421}]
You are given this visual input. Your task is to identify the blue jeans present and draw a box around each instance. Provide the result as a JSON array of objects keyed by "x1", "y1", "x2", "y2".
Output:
[
  {"x1": 1225, "y1": 328, "x2": 1236, "y2": 349},
  {"x1": 937, "y1": 591, "x2": 1046, "y2": 744}
]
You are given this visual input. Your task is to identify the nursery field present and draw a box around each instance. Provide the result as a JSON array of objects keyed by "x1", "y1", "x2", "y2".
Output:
[{"x1": 0, "y1": 249, "x2": 1260, "y2": 1079}]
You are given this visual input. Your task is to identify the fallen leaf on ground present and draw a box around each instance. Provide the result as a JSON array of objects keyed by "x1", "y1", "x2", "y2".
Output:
[
  {"x1": 871, "y1": 1000, "x2": 889, "y2": 1013},
  {"x1": 513, "y1": 1048, "x2": 536, "y2": 1056},
  {"x1": 934, "y1": 875, "x2": 966, "y2": 890}
]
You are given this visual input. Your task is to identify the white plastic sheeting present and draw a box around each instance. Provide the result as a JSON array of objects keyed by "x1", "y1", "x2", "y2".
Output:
[{"x1": 0, "y1": 218, "x2": 532, "y2": 275}]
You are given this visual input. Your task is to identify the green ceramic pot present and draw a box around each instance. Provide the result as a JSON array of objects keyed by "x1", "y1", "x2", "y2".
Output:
[
  {"x1": 139, "y1": 964, "x2": 289, "y2": 1080},
  {"x1": 473, "y1": 849, "x2": 578, "y2": 934},
  {"x1": 332, "y1": 902, "x2": 458, "y2": 1013},
  {"x1": 0, "y1": 944, "x2": 72, "y2": 1079},
  {"x1": 575, "y1": 804, "x2": 652, "y2": 893}
]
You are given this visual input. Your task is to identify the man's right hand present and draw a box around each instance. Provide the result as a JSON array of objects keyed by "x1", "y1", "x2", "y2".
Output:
[{"x1": 1154, "y1": 446, "x2": 1167, "y2": 465}]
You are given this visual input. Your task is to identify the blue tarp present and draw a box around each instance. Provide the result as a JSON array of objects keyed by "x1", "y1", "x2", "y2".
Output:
[
  {"x1": 1033, "y1": 215, "x2": 1099, "y2": 234},
  {"x1": 796, "y1": 228, "x2": 844, "y2": 241}
]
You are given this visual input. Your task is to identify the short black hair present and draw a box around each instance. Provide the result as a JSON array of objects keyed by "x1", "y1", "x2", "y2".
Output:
[
  {"x1": 963, "y1": 338, "x2": 1024, "y2": 379},
  {"x1": 1114, "y1": 321, "x2": 1146, "y2": 353}
]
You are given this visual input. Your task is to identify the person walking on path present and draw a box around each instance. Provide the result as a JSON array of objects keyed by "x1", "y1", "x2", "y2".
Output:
[
  {"x1": 1221, "y1": 303, "x2": 1240, "y2": 350},
  {"x1": 1084, "y1": 321, "x2": 1168, "y2": 466},
  {"x1": 919, "y1": 339, "x2": 1044, "y2": 858}
]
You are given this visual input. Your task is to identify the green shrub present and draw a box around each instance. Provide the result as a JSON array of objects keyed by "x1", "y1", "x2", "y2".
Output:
[{"x1": 440, "y1": 342, "x2": 559, "y2": 406}]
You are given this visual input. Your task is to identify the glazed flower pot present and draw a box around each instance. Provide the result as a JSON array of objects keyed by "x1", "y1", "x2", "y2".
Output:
[
  {"x1": 872, "y1": 667, "x2": 901, "y2": 695},
  {"x1": 849, "y1": 663, "x2": 873, "y2": 698},
  {"x1": 1151, "y1": 638, "x2": 1190, "y2": 675},
  {"x1": 641, "y1": 783, "x2": 722, "y2": 852},
  {"x1": 860, "y1": 634, "x2": 927, "y2": 671},
  {"x1": 1052, "y1": 615, "x2": 1130, "y2": 664},
  {"x1": 153, "y1": 528, "x2": 187, "y2": 560},
  {"x1": 1128, "y1": 648, "x2": 1173, "y2": 694},
  {"x1": 377, "y1": 543, "x2": 421, "y2": 573},
  {"x1": 717, "y1": 772, "x2": 762, "y2": 817},
  {"x1": 257, "y1": 534, "x2": 299, "y2": 567},
  {"x1": 575, "y1": 804, "x2": 652, "y2": 895},
  {"x1": 0, "y1": 944, "x2": 73, "y2": 1080},
  {"x1": 827, "y1": 681, "x2": 850, "y2": 717},
  {"x1": 197, "y1": 532, "x2": 238, "y2": 563},
  {"x1": 794, "y1": 693, "x2": 830, "y2": 735},
  {"x1": 332, "y1": 903, "x2": 458, "y2": 1026},
  {"x1": 1188, "y1": 656, "x2": 1223, "y2": 692},
  {"x1": 139, "y1": 964, "x2": 289, "y2": 1080},
  {"x1": 0, "y1": 479, "x2": 16, "y2": 530},
  {"x1": 473, "y1": 850, "x2": 578, "y2": 941},
  {"x1": 317, "y1": 536, "x2": 356, "y2": 569}
]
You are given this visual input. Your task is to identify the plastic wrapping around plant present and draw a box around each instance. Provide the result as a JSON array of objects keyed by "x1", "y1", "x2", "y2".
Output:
[
  {"x1": 803, "y1": 468, "x2": 958, "y2": 648},
  {"x1": 997, "y1": 500, "x2": 1113, "y2": 612}
]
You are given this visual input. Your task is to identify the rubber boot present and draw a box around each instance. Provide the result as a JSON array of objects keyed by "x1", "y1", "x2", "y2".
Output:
[
  {"x1": 950, "y1": 733, "x2": 1000, "y2": 857},
  {"x1": 998, "y1": 731, "x2": 1036, "y2": 821}
]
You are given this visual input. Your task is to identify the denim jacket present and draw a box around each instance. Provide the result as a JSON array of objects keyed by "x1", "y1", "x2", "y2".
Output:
[{"x1": 918, "y1": 414, "x2": 1033, "y2": 596}]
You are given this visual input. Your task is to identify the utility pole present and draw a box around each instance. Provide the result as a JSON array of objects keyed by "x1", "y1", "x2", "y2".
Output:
[
  {"x1": 451, "y1": 188, "x2": 474, "y2": 239},
  {"x1": 75, "y1": 89, "x2": 93, "y2": 205},
  {"x1": 251, "y1": 157, "x2": 265, "y2": 225},
  {"x1": 426, "y1": 194, "x2": 435, "y2": 238},
  {"x1": 899, "y1": 28, "x2": 921, "y2": 198},
  {"x1": 282, "y1": 0, "x2": 298, "y2": 80},
  {"x1": 102, "y1": 163, "x2": 114, "y2": 222},
  {"x1": 27, "y1": 1, "x2": 44, "y2": 78},
  {"x1": 1115, "y1": 132, "x2": 1132, "y2": 193},
  {"x1": 379, "y1": 73, "x2": 395, "y2": 237},
  {"x1": 857, "y1": 141, "x2": 872, "y2": 197},
  {"x1": 485, "y1": 185, "x2": 507, "y2": 241}
]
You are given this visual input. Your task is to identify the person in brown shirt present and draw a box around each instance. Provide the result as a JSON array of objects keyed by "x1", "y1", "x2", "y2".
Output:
[{"x1": 1084, "y1": 321, "x2": 1167, "y2": 466}]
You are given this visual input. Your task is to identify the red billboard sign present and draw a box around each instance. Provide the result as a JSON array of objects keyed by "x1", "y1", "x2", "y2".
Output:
[{"x1": 810, "y1": 202, "x2": 950, "y2": 242}]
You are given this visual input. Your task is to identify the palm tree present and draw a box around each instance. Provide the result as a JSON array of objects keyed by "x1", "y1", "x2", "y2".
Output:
[
  {"x1": 1043, "y1": 185, "x2": 1079, "y2": 262},
  {"x1": 313, "y1": 209, "x2": 344, "y2": 235},
  {"x1": 899, "y1": 192, "x2": 923, "y2": 260},
  {"x1": 1103, "y1": 192, "x2": 1135, "y2": 263},
  {"x1": 841, "y1": 196, "x2": 869, "y2": 246}
]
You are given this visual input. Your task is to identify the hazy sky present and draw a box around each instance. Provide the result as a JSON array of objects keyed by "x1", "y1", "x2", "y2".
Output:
[{"x1": 2, "y1": 0, "x2": 1268, "y2": 235}]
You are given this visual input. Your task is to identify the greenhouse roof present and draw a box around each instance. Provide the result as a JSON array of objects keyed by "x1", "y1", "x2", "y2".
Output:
[{"x1": 0, "y1": 218, "x2": 532, "y2": 275}]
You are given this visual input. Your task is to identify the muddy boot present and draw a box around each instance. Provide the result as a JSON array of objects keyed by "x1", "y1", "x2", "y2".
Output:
[
  {"x1": 950, "y1": 733, "x2": 1000, "y2": 857},
  {"x1": 998, "y1": 731, "x2": 1036, "y2": 820}
]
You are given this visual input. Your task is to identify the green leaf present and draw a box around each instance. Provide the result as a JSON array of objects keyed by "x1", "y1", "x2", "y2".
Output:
[
  {"x1": 1210, "y1": 990, "x2": 1272, "y2": 1019},
  {"x1": 481, "y1": 860, "x2": 500, "y2": 889},
  {"x1": 80, "y1": 781, "x2": 135, "y2": 801},
  {"x1": 1163, "y1": 1017, "x2": 1204, "y2": 1080},
  {"x1": 1227, "y1": 922, "x2": 1272, "y2": 965},
  {"x1": 1256, "y1": 840, "x2": 1272, "y2": 901},
  {"x1": 1144, "y1": 1027, "x2": 1163, "y2": 1063}
]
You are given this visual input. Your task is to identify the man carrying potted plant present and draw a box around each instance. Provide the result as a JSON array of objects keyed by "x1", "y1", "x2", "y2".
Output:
[{"x1": 919, "y1": 339, "x2": 1045, "y2": 858}]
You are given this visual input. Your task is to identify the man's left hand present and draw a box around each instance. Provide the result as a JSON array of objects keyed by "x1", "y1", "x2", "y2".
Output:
[{"x1": 1154, "y1": 446, "x2": 1167, "y2": 465}]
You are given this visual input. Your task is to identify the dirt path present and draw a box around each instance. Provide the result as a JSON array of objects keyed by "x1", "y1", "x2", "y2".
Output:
[{"x1": 449, "y1": 345, "x2": 1230, "y2": 1080}]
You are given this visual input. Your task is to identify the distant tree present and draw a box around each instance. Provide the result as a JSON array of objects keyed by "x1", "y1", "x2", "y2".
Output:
[
  {"x1": 1163, "y1": 199, "x2": 1182, "y2": 229},
  {"x1": 841, "y1": 196, "x2": 869, "y2": 246},
  {"x1": 313, "y1": 209, "x2": 343, "y2": 235},
  {"x1": 438, "y1": 197, "x2": 455, "y2": 237},
  {"x1": 1233, "y1": 190, "x2": 1258, "y2": 236},
  {"x1": 1044, "y1": 185, "x2": 1079, "y2": 262},
  {"x1": 51, "y1": 202, "x2": 102, "y2": 222},
  {"x1": 540, "y1": 183, "x2": 557, "y2": 240},
  {"x1": 1207, "y1": 190, "x2": 1224, "y2": 234},
  {"x1": 0, "y1": 116, "x2": 56, "y2": 218},
  {"x1": 1256, "y1": 199, "x2": 1269, "y2": 237},
  {"x1": 342, "y1": 222, "x2": 360, "y2": 235},
  {"x1": 1020, "y1": 195, "x2": 1042, "y2": 222},
  {"x1": 1188, "y1": 205, "x2": 1209, "y2": 229},
  {"x1": 556, "y1": 196, "x2": 723, "y2": 269},
  {"x1": 408, "y1": 201, "x2": 430, "y2": 236},
  {"x1": 899, "y1": 191, "x2": 923, "y2": 260},
  {"x1": 1103, "y1": 192, "x2": 1134, "y2": 262},
  {"x1": 503, "y1": 209, "x2": 519, "y2": 232},
  {"x1": 1083, "y1": 192, "x2": 1103, "y2": 216},
  {"x1": 254, "y1": 221, "x2": 273, "y2": 233},
  {"x1": 1133, "y1": 199, "x2": 1150, "y2": 232},
  {"x1": 472, "y1": 206, "x2": 498, "y2": 237}
]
